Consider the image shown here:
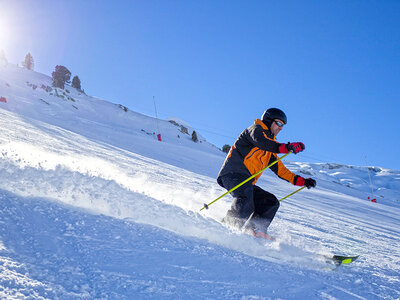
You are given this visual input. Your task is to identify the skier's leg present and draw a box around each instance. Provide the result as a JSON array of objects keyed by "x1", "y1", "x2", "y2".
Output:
[
  {"x1": 220, "y1": 174, "x2": 255, "y2": 229},
  {"x1": 252, "y1": 186, "x2": 280, "y2": 231}
]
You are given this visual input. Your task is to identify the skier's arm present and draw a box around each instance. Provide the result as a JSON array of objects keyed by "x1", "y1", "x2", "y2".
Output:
[
  {"x1": 247, "y1": 125, "x2": 305, "y2": 155},
  {"x1": 268, "y1": 153, "x2": 298, "y2": 184},
  {"x1": 269, "y1": 154, "x2": 317, "y2": 188}
]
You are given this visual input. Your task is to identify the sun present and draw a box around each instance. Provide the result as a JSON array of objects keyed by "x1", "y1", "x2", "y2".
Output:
[
  {"x1": 0, "y1": 10, "x2": 13, "y2": 53},
  {"x1": 0, "y1": 20, "x2": 10, "y2": 51}
]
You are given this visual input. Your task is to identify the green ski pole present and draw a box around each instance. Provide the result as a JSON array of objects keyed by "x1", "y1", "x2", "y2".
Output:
[
  {"x1": 201, "y1": 151, "x2": 292, "y2": 211},
  {"x1": 279, "y1": 186, "x2": 306, "y2": 202}
]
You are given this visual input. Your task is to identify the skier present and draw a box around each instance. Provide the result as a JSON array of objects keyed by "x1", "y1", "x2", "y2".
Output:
[{"x1": 217, "y1": 108, "x2": 317, "y2": 238}]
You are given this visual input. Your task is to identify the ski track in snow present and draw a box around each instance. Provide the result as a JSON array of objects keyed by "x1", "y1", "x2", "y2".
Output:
[{"x1": 1, "y1": 189, "x2": 371, "y2": 300}]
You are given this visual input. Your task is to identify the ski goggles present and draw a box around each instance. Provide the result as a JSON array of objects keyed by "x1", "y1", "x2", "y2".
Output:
[{"x1": 274, "y1": 120, "x2": 285, "y2": 127}]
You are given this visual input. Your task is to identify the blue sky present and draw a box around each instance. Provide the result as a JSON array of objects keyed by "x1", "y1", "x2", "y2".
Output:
[{"x1": 1, "y1": 0, "x2": 399, "y2": 169}]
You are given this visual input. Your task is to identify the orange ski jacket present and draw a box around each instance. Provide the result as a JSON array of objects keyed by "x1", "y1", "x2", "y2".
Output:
[{"x1": 217, "y1": 119, "x2": 302, "y2": 187}]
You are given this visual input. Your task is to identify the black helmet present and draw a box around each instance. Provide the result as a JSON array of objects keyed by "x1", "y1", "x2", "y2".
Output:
[{"x1": 261, "y1": 108, "x2": 287, "y2": 124}]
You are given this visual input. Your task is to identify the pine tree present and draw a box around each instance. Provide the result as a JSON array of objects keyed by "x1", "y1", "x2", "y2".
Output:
[
  {"x1": 72, "y1": 75, "x2": 82, "y2": 91},
  {"x1": 222, "y1": 144, "x2": 231, "y2": 153},
  {"x1": 52, "y1": 65, "x2": 71, "y2": 89},
  {"x1": 22, "y1": 52, "x2": 34, "y2": 70},
  {"x1": 192, "y1": 130, "x2": 198, "y2": 143}
]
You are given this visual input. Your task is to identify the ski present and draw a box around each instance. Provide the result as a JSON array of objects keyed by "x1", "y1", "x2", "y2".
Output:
[
  {"x1": 251, "y1": 230, "x2": 276, "y2": 241},
  {"x1": 327, "y1": 255, "x2": 360, "y2": 266}
]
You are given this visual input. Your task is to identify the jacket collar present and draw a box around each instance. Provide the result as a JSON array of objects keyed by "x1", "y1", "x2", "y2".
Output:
[
  {"x1": 254, "y1": 119, "x2": 269, "y2": 130},
  {"x1": 254, "y1": 119, "x2": 276, "y2": 140}
]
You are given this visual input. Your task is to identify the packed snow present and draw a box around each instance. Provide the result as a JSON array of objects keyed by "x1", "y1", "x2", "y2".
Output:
[{"x1": 0, "y1": 63, "x2": 399, "y2": 299}]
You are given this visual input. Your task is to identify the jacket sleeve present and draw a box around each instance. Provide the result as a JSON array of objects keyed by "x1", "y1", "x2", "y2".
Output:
[
  {"x1": 268, "y1": 153, "x2": 301, "y2": 185},
  {"x1": 246, "y1": 124, "x2": 281, "y2": 153}
]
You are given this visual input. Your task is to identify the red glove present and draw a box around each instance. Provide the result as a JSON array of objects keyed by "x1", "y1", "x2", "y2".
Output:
[
  {"x1": 296, "y1": 177, "x2": 317, "y2": 189},
  {"x1": 279, "y1": 142, "x2": 305, "y2": 154}
]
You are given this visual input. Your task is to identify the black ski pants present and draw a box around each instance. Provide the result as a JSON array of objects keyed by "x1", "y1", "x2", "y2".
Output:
[{"x1": 220, "y1": 173, "x2": 280, "y2": 231}]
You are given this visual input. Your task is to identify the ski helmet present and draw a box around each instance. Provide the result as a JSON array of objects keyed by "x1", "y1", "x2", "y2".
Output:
[{"x1": 261, "y1": 108, "x2": 287, "y2": 124}]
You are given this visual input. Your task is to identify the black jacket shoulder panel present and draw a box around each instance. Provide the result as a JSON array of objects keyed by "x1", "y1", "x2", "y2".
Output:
[{"x1": 247, "y1": 124, "x2": 280, "y2": 153}]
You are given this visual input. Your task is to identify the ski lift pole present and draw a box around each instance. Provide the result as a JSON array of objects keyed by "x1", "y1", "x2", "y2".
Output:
[
  {"x1": 153, "y1": 96, "x2": 162, "y2": 141},
  {"x1": 279, "y1": 186, "x2": 306, "y2": 202},
  {"x1": 200, "y1": 151, "x2": 292, "y2": 211},
  {"x1": 364, "y1": 156, "x2": 374, "y2": 198}
]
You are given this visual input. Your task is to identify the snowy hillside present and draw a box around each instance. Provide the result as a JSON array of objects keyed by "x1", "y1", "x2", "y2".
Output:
[
  {"x1": 0, "y1": 63, "x2": 221, "y2": 174},
  {"x1": 0, "y1": 64, "x2": 399, "y2": 299}
]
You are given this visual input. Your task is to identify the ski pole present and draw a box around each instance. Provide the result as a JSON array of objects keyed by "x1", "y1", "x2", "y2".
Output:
[
  {"x1": 279, "y1": 186, "x2": 306, "y2": 202},
  {"x1": 201, "y1": 151, "x2": 292, "y2": 211},
  {"x1": 241, "y1": 212, "x2": 255, "y2": 231}
]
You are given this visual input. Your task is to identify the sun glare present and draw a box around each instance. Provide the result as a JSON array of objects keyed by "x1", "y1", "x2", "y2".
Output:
[
  {"x1": 0, "y1": 6, "x2": 14, "y2": 54},
  {"x1": 0, "y1": 19, "x2": 11, "y2": 51}
]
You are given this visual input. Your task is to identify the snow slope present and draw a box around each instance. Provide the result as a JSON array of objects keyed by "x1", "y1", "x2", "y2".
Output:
[{"x1": 0, "y1": 63, "x2": 399, "y2": 299}]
